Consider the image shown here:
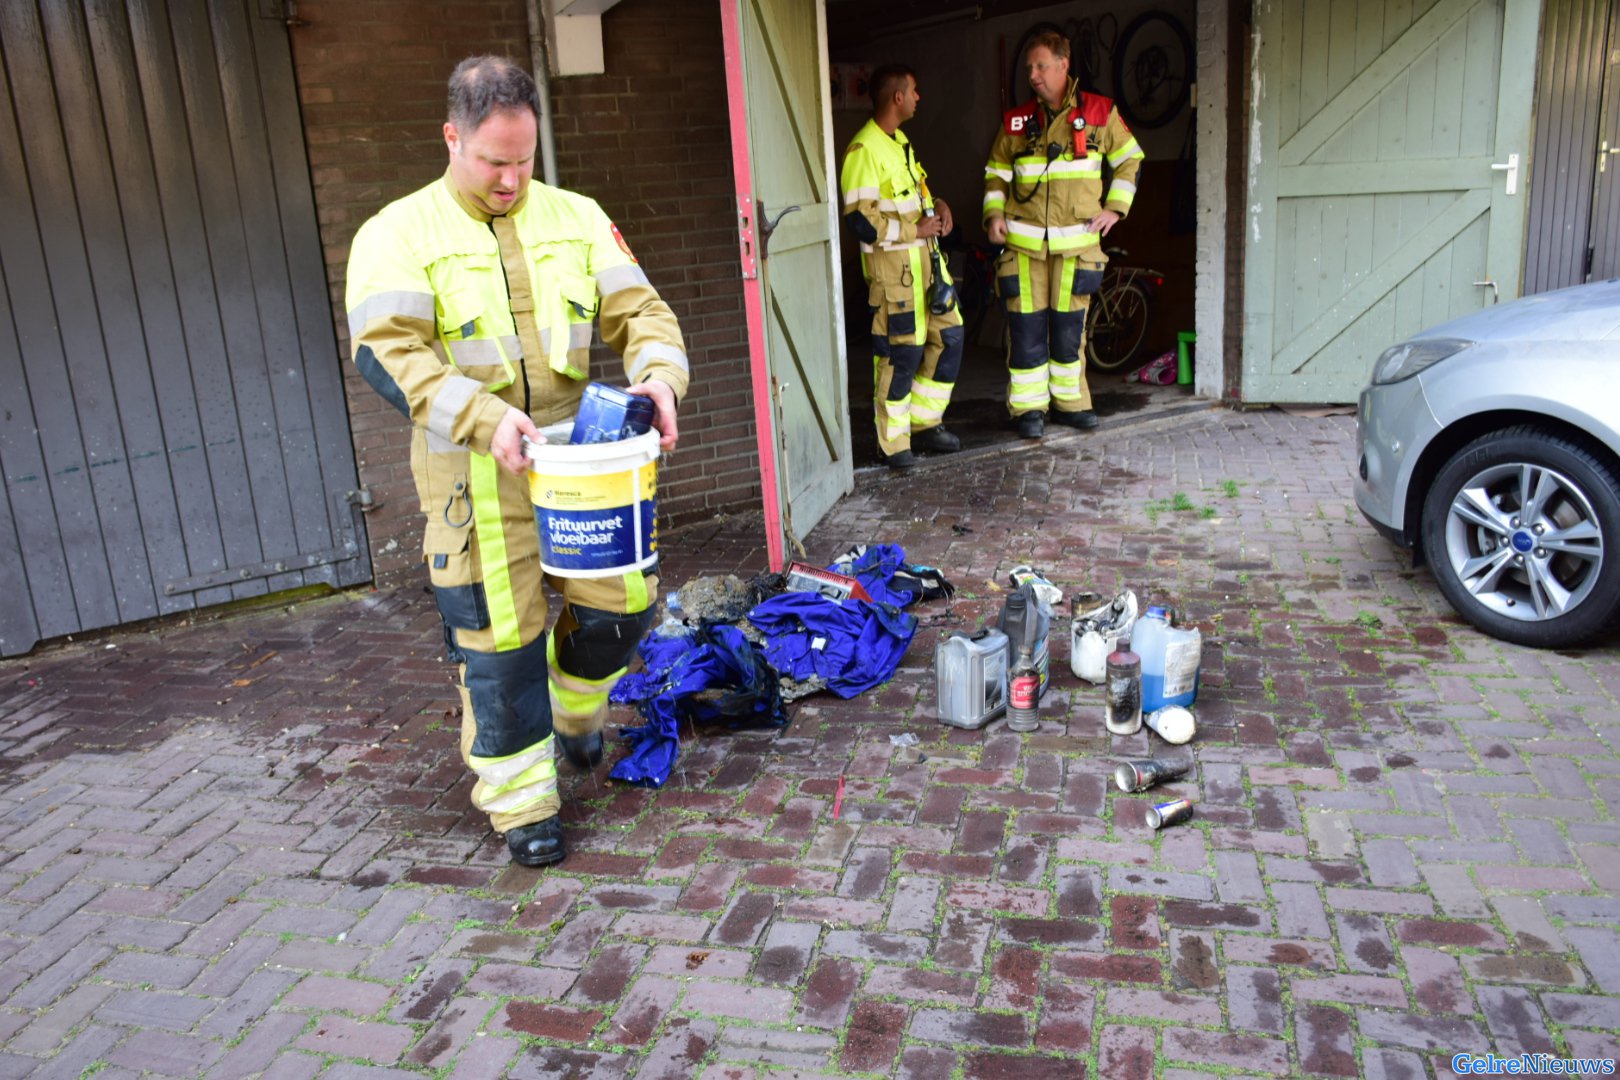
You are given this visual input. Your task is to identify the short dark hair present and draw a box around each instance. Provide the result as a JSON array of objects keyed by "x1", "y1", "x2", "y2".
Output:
[
  {"x1": 869, "y1": 64, "x2": 915, "y2": 108},
  {"x1": 447, "y1": 55, "x2": 540, "y2": 131},
  {"x1": 1028, "y1": 30, "x2": 1070, "y2": 63}
]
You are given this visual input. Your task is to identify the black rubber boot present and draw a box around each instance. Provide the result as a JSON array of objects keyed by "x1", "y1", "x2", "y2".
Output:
[
  {"x1": 881, "y1": 449, "x2": 917, "y2": 470},
  {"x1": 1050, "y1": 410, "x2": 1098, "y2": 430},
  {"x1": 1016, "y1": 412, "x2": 1045, "y2": 439},
  {"x1": 557, "y1": 730, "x2": 604, "y2": 768},
  {"x1": 911, "y1": 426, "x2": 961, "y2": 453},
  {"x1": 506, "y1": 817, "x2": 565, "y2": 867}
]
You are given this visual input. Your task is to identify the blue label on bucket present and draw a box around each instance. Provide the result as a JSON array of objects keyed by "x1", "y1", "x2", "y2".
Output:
[{"x1": 535, "y1": 501, "x2": 656, "y2": 573}]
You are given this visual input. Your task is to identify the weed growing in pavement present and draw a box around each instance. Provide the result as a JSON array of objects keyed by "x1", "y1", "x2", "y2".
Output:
[
  {"x1": 1146, "y1": 491, "x2": 1216, "y2": 524},
  {"x1": 1355, "y1": 611, "x2": 1383, "y2": 631},
  {"x1": 1221, "y1": 479, "x2": 1240, "y2": 498}
]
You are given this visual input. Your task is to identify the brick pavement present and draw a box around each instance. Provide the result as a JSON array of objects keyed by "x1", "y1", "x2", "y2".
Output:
[{"x1": 2, "y1": 408, "x2": 1618, "y2": 1078}]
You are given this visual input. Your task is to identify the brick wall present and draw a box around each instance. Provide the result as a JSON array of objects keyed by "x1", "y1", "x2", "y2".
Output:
[
  {"x1": 289, "y1": 1, "x2": 754, "y2": 586},
  {"x1": 547, "y1": 4, "x2": 757, "y2": 529}
]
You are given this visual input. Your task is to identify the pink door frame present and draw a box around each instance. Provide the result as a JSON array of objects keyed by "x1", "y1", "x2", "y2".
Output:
[{"x1": 718, "y1": 0, "x2": 786, "y2": 573}]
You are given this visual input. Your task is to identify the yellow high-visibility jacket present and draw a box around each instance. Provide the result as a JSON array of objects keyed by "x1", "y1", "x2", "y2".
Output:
[
  {"x1": 840, "y1": 118, "x2": 936, "y2": 264},
  {"x1": 982, "y1": 82, "x2": 1144, "y2": 259},
  {"x1": 346, "y1": 172, "x2": 688, "y2": 516}
]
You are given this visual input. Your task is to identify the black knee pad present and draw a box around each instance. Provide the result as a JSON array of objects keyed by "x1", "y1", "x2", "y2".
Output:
[
  {"x1": 1050, "y1": 308, "x2": 1086, "y2": 362},
  {"x1": 934, "y1": 325, "x2": 965, "y2": 384},
  {"x1": 886, "y1": 344, "x2": 924, "y2": 401},
  {"x1": 462, "y1": 633, "x2": 553, "y2": 757},
  {"x1": 554, "y1": 604, "x2": 658, "y2": 680},
  {"x1": 1006, "y1": 310, "x2": 1050, "y2": 368}
]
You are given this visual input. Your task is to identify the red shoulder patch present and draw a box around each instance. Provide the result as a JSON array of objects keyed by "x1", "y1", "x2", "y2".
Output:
[
  {"x1": 1079, "y1": 92, "x2": 1114, "y2": 129},
  {"x1": 1004, "y1": 99, "x2": 1040, "y2": 135},
  {"x1": 609, "y1": 222, "x2": 638, "y2": 264}
]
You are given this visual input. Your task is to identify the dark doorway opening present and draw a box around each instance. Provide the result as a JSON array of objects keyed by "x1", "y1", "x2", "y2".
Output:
[{"x1": 825, "y1": 0, "x2": 1200, "y2": 467}]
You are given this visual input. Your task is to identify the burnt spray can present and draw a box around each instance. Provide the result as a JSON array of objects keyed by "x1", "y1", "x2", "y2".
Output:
[
  {"x1": 1146, "y1": 797, "x2": 1195, "y2": 830},
  {"x1": 1114, "y1": 757, "x2": 1194, "y2": 793},
  {"x1": 1104, "y1": 644, "x2": 1143, "y2": 735}
]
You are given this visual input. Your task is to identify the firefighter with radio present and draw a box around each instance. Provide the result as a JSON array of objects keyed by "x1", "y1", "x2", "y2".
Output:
[
  {"x1": 983, "y1": 30, "x2": 1144, "y2": 438},
  {"x1": 840, "y1": 64, "x2": 965, "y2": 469},
  {"x1": 345, "y1": 56, "x2": 689, "y2": 868}
]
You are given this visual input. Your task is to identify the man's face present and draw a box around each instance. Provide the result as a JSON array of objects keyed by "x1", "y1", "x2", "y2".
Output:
[
  {"x1": 1026, "y1": 45, "x2": 1069, "y2": 107},
  {"x1": 897, "y1": 75, "x2": 920, "y2": 122},
  {"x1": 444, "y1": 107, "x2": 537, "y2": 215}
]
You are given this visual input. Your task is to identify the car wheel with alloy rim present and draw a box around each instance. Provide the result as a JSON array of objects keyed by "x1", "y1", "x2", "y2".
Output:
[{"x1": 1420, "y1": 426, "x2": 1620, "y2": 648}]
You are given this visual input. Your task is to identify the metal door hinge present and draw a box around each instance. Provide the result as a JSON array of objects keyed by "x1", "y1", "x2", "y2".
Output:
[
  {"x1": 162, "y1": 541, "x2": 361, "y2": 595},
  {"x1": 345, "y1": 487, "x2": 378, "y2": 512}
]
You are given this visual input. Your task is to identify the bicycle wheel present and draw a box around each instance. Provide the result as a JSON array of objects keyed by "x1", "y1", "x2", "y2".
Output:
[
  {"x1": 1086, "y1": 279, "x2": 1153, "y2": 372},
  {"x1": 1112, "y1": 12, "x2": 1192, "y2": 130}
]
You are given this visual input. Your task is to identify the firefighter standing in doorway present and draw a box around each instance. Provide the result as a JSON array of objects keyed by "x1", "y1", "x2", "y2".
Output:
[
  {"x1": 983, "y1": 30, "x2": 1144, "y2": 438},
  {"x1": 840, "y1": 64, "x2": 966, "y2": 469},
  {"x1": 345, "y1": 56, "x2": 689, "y2": 867}
]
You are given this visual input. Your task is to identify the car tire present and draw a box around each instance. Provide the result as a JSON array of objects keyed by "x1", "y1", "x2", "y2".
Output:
[{"x1": 1421, "y1": 425, "x2": 1620, "y2": 648}]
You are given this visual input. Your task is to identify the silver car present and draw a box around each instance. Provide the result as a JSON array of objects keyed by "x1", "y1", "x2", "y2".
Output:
[{"x1": 1355, "y1": 279, "x2": 1620, "y2": 648}]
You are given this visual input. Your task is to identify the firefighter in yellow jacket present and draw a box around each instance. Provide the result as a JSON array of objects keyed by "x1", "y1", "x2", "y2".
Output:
[
  {"x1": 983, "y1": 31, "x2": 1143, "y2": 439},
  {"x1": 345, "y1": 57, "x2": 689, "y2": 867},
  {"x1": 840, "y1": 64, "x2": 964, "y2": 469}
]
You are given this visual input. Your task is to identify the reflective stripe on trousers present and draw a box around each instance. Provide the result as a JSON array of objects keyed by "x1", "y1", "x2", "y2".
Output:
[
  {"x1": 869, "y1": 248, "x2": 964, "y2": 456},
  {"x1": 431, "y1": 450, "x2": 657, "y2": 832},
  {"x1": 996, "y1": 249, "x2": 1096, "y2": 416}
]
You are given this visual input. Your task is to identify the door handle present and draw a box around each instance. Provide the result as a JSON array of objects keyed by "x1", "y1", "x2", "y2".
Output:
[
  {"x1": 1602, "y1": 140, "x2": 1620, "y2": 174},
  {"x1": 1490, "y1": 153, "x2": 1519, "y2": 195},
  {"x1": 758, "y1": 201, "x2": 802, "y2": 258},
  {"x1": 1473, "y1": 279, "x2": 1499, "y2": 304}
]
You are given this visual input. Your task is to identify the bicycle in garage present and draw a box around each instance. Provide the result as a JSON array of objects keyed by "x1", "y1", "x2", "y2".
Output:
[{"x1": 1086, "y1": 252, "x2": 1163, "y2": 373}]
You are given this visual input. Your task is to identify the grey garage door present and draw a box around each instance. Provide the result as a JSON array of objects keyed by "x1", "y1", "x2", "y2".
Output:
[{"x1": 0, "y1": 0, "x2": 370, "y2": 657}]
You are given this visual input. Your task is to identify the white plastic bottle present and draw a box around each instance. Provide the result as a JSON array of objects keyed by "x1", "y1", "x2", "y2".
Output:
[{"x1": 1135, "y1": 606, "x2": 1201, "y2": 713}]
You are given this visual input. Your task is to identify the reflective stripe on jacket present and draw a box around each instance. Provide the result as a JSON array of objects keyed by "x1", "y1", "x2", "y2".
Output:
[
  {"x1": 982, "y1": 83, "x2": 1144, "y2": 258},
  {"x1": 345, "y1": 172, "x2": 689, "y2": 467},
  {"x1": 840, "y1": 118, "x2": 935, "y2": 262}
]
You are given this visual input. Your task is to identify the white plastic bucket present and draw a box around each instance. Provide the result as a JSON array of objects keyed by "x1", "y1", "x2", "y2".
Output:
[{"x1": 525, "y1": 422, "x2": 659, "y2": 578}]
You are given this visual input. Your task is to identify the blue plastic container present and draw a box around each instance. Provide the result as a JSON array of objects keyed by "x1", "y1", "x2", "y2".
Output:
[
  {"x1": 570, "y1": 382, "x2": 656, "y2": 445},
  {"x1": 1134, "y1": 606, "x2": 1202, "y2": 713}
]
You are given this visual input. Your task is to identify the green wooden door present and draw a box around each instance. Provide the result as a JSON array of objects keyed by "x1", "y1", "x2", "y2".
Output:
[
  {"x1": 1242, "y1": 0, "x2": 1540, "y2": 403},
  {"x1": 730, "y1": 0, "x2": 851, "y2": 555}
]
